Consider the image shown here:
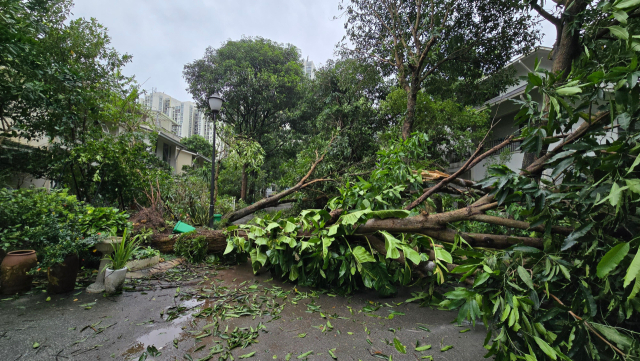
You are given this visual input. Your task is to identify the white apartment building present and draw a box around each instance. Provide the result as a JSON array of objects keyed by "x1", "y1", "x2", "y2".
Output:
[
  {"x1": 140, "y1": 89, "x2": 213, "y2": 143},
  {"x1": 302, "y1": 57, "x2": 316, "y2": 79}
]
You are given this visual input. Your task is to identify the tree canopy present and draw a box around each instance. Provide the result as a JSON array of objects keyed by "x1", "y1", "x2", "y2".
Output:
[
  {"x1": 181, "y1": 134, "x2": 211, "y2": 157},
  {"x1": 340, "y1": 0, "x2": 539, "y2": 139},
  {"x1": 184, "y1": 37, "x2": 304, "y2": 200}
]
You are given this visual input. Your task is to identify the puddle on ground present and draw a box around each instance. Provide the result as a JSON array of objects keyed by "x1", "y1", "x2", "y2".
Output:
[{"x1": 122, "y1": 299, "x2": 204, "y2": 359}]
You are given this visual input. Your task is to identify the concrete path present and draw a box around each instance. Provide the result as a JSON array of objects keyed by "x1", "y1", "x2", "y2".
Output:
[{"x1": 0, "y1": 260, "x2": 489, "y2": 361}]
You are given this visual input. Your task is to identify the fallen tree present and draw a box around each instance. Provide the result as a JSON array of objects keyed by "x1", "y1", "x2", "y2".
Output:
[{"x1": 151, "y1": 3, "x2": 640, "y2": 359}]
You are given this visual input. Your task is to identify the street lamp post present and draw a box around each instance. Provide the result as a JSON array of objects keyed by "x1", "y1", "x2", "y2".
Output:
[{"x1": 207, "y1": 93, "x2": 224, "y2": 228}]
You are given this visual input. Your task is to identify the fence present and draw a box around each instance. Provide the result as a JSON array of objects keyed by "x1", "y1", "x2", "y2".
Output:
[{"x1": 444, "y1": 138, "x2": 522, "y2": 164}]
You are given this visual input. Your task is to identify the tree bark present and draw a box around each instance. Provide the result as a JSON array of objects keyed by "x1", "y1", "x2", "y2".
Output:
[
  {"x1": 240, "y1": 163, "x2": 248, "y2": 201},
  {"x1": 521, "y1": 0, "x2": 589, "y2": 170},
  {"x1": 402, "y1": 80, "x2": 419, "y2": 140},
  {"x1": 551, "y1": 0, "x2": 588, "y2": 76},
  {"x1": 151, "y1": 230, "x2": 241, "y2": 253}
]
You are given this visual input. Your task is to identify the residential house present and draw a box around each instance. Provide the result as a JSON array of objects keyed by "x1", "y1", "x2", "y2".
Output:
[{"x1": 445, "y1": 47, "x2": 555, "y2": 181}]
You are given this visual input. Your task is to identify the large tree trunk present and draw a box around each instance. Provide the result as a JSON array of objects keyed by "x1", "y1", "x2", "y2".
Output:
[
  {"x1": 521, "y1": 0, "x2": 588, "y2": 170},
  {"x1": 151, "y1": 230, "x2": 238, "y2": 253},
  {"x1": 240, "y1": 163, "x2": 248, "y2": 201},
  {"x1": 401, "y1": 79, "x2": 419, "y2": 141}
]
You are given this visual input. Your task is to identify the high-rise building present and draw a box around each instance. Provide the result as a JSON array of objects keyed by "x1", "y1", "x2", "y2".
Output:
[
  {"x1": 302, "y1": 57, "x2": 316, "y2": 79},
  {"x1": 139, "y1": 89, "x2": 213, "y2": 143}
]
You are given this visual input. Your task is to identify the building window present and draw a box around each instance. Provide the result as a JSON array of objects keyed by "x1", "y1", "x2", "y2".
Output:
[{"x1": 163, "y1": 143, "x2": 171, "y2": 164}]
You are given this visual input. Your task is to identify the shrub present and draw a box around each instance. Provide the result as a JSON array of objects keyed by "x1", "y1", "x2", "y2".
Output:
[
  {"x1": 77, "y1": 206, "x2": 131, "y2": 236},
  {"x1": 173, "y1": 232, "x2": 208, "y2": 263},
  {"x1": 132, "y1": 246, "x2": 160, "y2": 260},
  {"x1": 0, "y1": 188, "x2": 130, "y2": 267}
]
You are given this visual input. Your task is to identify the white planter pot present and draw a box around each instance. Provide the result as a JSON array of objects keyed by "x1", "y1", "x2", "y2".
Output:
[{"x1": 104, "y1": 267, "x2": 127, "y2": 293}]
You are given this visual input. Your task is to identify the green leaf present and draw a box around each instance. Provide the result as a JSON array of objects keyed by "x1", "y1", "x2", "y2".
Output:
[
  {"x1": 380, "y1": 231, "x2": 401, "y2": 259},
  {"x1": 223, "y1": 241, "x2": 234, "y2": 255},
  {"x1": 551, "y1": 157, "x2": 573, "y2": 179},
  {"x1": 615, "y1": 0, "x2": 640, "y2": 10},
  {"x1": 597, "y1": 243, "x2": 630, "y2": 278},
  {"x1": 528, "y1": 73, "x2": 542, "y2": 86},
  {"x1": 434, "y1": 248, "x2": 452, "y2": 264},
  {"x1": 33, "y1": 342, "x2": 40, "y2": 349},
  {"x1": 440, "y1": 345, "x2": 453, "y2": 352},
  {"x1": 297, "y1": 351, "x2": 313, "y2": 359},
  {"x1": 368, "y1": 210, "x2": 410, "y2": 219},
  {"x1": 239, "y1": 352, "x2": 256, "y2": 359},
  {"x1": 517, "y1": 266, "x2": 535, "y2": 290},
  {"x1": 353, "y1": 246, "x2": 376, "y2": 263},
  {"x1": 265, "y1": 222, "x2": 280, "y2": 232},
  {"x1": 328, "y1": 348, "x2": 337, "y2": 359},
  {"x1": 624, "y1": 251, "x2": 640, "y2": 288},
  {"x1": 626, "y1": 179, "x2": 640, "y2": 194},
  {"x1": 340, "y1": 209, "x2": 371, "y2": 226},
  {"x1": 609, "y1": 182, "x2": 626, "y2": 207},
  {"x1": 628, "y1": 155, "x2": 640, "y2": 175},
  {"x1": 415, "y1": 344, "x2": 432, "y2": 351},
  {"x1": 473, "y1": 272, "x2": 491, "y2": 288},
  {"x1": 401, "y1": 246, "x2": 421, "y2": 265},
  {"x1": 327, "y1": 224, "x2": 339, "y2": 236},
  {"x1": 590, "y1": 323, "x2": 634, "y2": 351},
  {"x1": 608, "y1": 25, "x2": 629, "y2": 40},
  {"x1": 283, "y1": 221, "x2": 297, "y2": 233},
  {"x1": 393, "y1": 337, "x2": 407, "y2": 354},
  {"x1": 629, "y1": 276, "x2": 640, "y2": 299},
  {"x1": 533, "y1": 336, "x2": 557, "y2": 360},
  {"x1": 556, "y1": 87, "x2": 582, "y2": 96},
  {"x1": 561, "y1": 223, "x2": 594, "y2": 251},
  {"x1": 322, "y1": 237, "x2": 334, "y2": 258},
  {"x1": 614, "y1": 9, "x2": 629, "y2": 24}
]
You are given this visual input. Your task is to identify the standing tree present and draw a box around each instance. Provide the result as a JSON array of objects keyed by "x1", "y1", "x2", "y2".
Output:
[
  {"x1": 183, "y1": 37, "x2": 304, "y2": 201},
  {"x1": 180, "y1": 134, "x2": 211, "y2": 157},
  {"x1": 339, "y1": 0, "x2": 539, "y2": 139}
]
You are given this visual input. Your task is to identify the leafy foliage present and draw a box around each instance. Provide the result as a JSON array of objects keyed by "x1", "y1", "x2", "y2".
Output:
[
  {"x1": 105, "y1": 228, "x2": 140, "y2": 270},
  {"x1": 174, "y1": 232, "x2": 208, "y2": 264},
  {"x1": 0, "y1": 188, "x2": 124, "y2": 267},
  {"x1": 180, "y1": 135, "x2": 212, "y2": 157}
]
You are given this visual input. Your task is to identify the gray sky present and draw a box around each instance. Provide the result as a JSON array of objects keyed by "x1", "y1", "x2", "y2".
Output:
[{"x1": 71, "y1": 0, "x2": 556, "y2": 102}]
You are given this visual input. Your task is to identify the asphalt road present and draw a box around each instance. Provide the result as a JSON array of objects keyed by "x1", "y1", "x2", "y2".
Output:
[{"x1": 0, "y1": 261, "x2": 490, "y2": 361}]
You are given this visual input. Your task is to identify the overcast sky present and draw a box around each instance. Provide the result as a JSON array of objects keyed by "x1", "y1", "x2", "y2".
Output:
[{"x1": 71, "y1": 0, "x2": 556, "y2": 102}]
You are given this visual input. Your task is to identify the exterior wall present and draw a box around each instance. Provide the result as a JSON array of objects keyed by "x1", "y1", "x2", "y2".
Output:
[
  {"x1": 155, "y1": 137, "x2": 176, "y2": 170},
  {"x1": 445, "y1": 48, "x2": 554, "y2": 181},
  {"x1": 7, "y1": 173, "x2": 51, "y2": 189},
  {"x1": 175, "y1": 150, "x2": 194, "y2": 174}
]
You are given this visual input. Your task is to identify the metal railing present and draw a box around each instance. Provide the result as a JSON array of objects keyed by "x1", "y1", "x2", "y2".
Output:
[
  {"x1": 444, "y1": 138, "x2": 522, "y2": 165},
  {"x1": 482, "y1": 138, "x2": 522, "y2": 153}
]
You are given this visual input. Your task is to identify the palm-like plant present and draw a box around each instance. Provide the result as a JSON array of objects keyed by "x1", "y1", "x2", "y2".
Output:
[{"x1": 104, "y1": 228, "x2": 140, "y2": 270}]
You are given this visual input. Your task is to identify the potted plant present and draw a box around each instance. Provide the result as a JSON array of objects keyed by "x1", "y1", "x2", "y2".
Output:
[
  {"x1": 103, "y1": 229, "x2": 139, "y2": 294},
  {"x1": 41, "y1": 227, "x2": 102, "y2": 294}
]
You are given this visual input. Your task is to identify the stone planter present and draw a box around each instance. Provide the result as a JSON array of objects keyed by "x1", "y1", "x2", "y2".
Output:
[
  {"x1": 126, "y1": 255, "x2": 160, "y2": 272},
  {"x1": 104, "y1": 267, "x2": 127, "y2": 294},
  {"x1": 87, "y1": 237, "x2": 121, "y2": 294},
  {"x1": 47, "y1": 254, "x2": 80, "y2": 294},
  {"x1": 0, "y1": 250, "x2": 37, "y2": 295}
]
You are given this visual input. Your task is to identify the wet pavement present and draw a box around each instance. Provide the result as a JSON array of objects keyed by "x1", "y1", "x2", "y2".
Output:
[{"x1": 0, "y1": 261, "x2": 489, "y2": 360}]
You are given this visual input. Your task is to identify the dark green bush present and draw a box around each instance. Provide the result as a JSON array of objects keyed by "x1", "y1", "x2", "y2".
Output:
[
  {"x1": 173, "y1": 232, "x2": 208, "y2": 263},
  {"x1": 0, "y1": 188, "x2": 130, "y2": 267}
]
